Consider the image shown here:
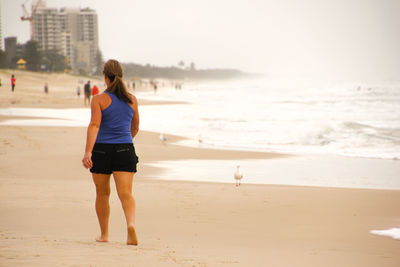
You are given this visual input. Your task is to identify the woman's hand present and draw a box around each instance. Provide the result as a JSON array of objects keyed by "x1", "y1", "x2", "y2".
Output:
[{"x1": 82, "y1": 152, "x2": 93, "y2": 169}]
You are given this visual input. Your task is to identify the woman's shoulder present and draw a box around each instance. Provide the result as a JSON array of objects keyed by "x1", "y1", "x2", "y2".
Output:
[
  {"x1": 92, "y1": 92, "x2": 111, "y2": 107},
  {"x1": 93, "y1": 92, "x2": 109, "y2": 101}
]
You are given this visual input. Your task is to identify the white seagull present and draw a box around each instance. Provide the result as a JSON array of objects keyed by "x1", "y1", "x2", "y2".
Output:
[
  {"x1": 234, "y1": 165, "x2": 243, "y2": 186},
  {"x1": 160, "y1": 133, "x2": 167, "y2": 143}
]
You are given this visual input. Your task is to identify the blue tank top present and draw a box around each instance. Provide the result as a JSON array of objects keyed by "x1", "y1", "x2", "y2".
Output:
[{"x1": 96, "y1": 92, "x2": 134, "y2": 144}]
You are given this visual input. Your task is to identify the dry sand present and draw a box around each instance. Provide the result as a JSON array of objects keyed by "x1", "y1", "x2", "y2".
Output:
[
  {"x1": 0, "y1": 69, "x2": 184, "y2": 108},
  {"x1": 0, "y1": 70, "x2": 399, "y2": 266}
]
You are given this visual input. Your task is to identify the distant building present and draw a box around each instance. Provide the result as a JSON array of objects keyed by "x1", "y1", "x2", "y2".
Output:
[
  {"x1": 78, "y1": 8, "x2": 99, "y2": 73},
  {"x1": 4, "y1": 37, "x2": 24, "y2": 67},
  {"x1": 60, "y1": 31, "x2": 73, "y2": 68},
  {"x1": 33, "y1": 7, "x2": 61, "y2": 51},
  {"x1": 59, "y1": 7, "x2": 99, "y2": 73},
  {"x1": 4, "y1": 37, "x2": 17, "y2": 65},
  {"x1": 0, "y1": 1, "x2": 3, "y2": 51},
  {"x1": 31, "y1": 3, "x2": 99, "y2": 73}
]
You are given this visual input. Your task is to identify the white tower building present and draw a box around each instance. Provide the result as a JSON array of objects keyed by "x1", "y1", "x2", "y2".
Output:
[{"x1": 32, "y1": 3, "x2": 99, "y2": 73}]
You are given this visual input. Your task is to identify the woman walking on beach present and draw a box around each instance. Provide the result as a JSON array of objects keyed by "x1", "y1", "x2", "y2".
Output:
[{"x1": 82, "y1": 59, "x2": 140, "y2": 245}]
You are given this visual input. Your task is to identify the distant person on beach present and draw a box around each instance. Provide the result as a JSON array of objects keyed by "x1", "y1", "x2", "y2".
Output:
[
  {"x1": 152, "y1": 81, "x2": 158, "y2": 94},
  {"x1": 77, "y1": 86, "x2": 81, "y2": 97},
  {"x1": 132, "y1": 81, "x2": 135, "y2": 90},
  {"x1": 82, "y1": 59, "x2": 140, "y2": 245},
  {"x1": 44, "y1": 83, "x2": 49, "y2": 94},
  {"x1": 84, "y1": 81, "x2": 92, "y2": 105},
  {"x1": 92, "y1": 84, "x2": 99, "y2": 96},
  {"x1": 11, "y1": 74, "x2": 16, "y2": 92}
]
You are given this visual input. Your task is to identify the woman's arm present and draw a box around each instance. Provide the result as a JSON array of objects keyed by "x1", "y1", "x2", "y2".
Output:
[
  {"x1": 82, "y1": 96, "x2": 102, "y2": 169},
  {"x1": 130, "y1": 95, "x2": 140, "y2": 139}
]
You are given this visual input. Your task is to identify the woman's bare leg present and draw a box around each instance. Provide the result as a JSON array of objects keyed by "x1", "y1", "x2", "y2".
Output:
[
  {"x1": 113, "y1": 171, "x2": 137, "y2": 245},
  {"x1": 92, "y1": 173, "x2": 111, "y2": 242}
]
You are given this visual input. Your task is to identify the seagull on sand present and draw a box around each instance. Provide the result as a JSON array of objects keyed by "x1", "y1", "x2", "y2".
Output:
[
  {"x1": 160, "y1": 133, "x2": 167, "y2": 143},
  {"x1": 234, "y1": 165, "x2": 243, "y2": 186}
]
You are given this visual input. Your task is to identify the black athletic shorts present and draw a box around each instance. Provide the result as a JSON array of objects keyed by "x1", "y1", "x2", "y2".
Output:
[{"x1": 90, "y1": 143, "x2": 139, "y2": 174}]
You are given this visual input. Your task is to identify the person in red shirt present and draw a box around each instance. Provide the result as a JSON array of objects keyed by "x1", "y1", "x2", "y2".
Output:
[
  {"x1": 11, "y1": 74, "x2": 16, "y2": 92},
  {"x1": 92, "y1": 84, "x2": 99, "y2": 96}
]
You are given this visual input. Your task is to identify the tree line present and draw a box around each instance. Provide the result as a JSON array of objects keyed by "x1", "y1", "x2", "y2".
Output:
[
  {"x1": 0, "y1": 40, "x2": 68, "y2": 72},
  {"x1": 0, "y1": 40, "x2": 104, "y2": 74},
  {"x1": 0, "y1": 40, "x2": 250, "y2": 79},
  {"x1": 122, "y1": 62, "x2": 248, "y2": 80}
]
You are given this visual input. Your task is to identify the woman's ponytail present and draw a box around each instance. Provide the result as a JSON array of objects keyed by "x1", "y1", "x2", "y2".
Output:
[{"x1": 103, "y1": 59, "x2": 132, "y2": 104}]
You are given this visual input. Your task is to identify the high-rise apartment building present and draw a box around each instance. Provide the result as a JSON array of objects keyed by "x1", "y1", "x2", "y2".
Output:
[
  {"x1": 58, "y1": 7, "x2": 98, "y2": 73},
  {"x1": 32, "y1": 3, "x2": 99, "y2": 73},
  {"x1": 32, "y1": 7, "x2": 61, "y2": 51},
  {"x1": 78, "y1": 8, "x2": 99, "y2": 73},
  {"x1": 60, "y1": 31, "x2": 73, "y2": 68}
]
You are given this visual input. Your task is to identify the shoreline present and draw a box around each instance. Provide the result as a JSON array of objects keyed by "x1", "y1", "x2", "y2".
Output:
[
  {"x1": 1, "y1": 111, "x2": 400, "y2": 191},
  {"x1": 1, "y1": 107, "x2": 399, "y2": 161}
]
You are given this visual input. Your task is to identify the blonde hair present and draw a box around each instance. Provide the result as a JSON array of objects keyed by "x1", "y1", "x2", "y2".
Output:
[{"x1": 103, "y1": 59, "x2": 132, "y2": 104}]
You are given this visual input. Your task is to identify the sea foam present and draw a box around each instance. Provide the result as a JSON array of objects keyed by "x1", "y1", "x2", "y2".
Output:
[
  {"x1": 370, "y1": 228, "x2": 400, "y2": 240},
  {"x1": 1, "y1": 78, "x2": 399, "y2": 159}
]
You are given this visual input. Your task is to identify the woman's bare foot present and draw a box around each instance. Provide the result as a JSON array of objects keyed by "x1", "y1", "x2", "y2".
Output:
[
  {"x1": 127, "y1": 226, "x2": 138, "y2": 245},
  {"x1": 96, "y1": 236, "x2": 109, "y2": 243}
]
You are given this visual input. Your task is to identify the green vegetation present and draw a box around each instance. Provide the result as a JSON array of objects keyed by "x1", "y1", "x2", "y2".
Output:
[
  {"x1": 23, "y1": 40, "x2": 42, "y2": 71},
  {"x1": 122, "y1": 62, "x2": 248, "y2": 80},
  {"x1": 1, "y1": 39, "x2": 250, "y2": 79},
  {"x1": 1, "y1": 40, "x2": 68, "y2": 72},
  {"x1": 94, "y1": 50, "x2": 105, "y2": 75},
  {"x1": 0, "y1": 50, "x2": 7, "y2": 68}
]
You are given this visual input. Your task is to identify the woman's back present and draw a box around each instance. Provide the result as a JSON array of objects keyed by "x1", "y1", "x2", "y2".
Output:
[{"x1": 96, "y1": 91, "x2": 134, "y2": 144}]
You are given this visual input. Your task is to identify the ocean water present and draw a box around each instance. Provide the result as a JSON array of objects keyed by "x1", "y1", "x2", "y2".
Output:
[
  {"x1": 0, "y1": 108, "x2": 89, "y2": 126},
  {"x1": 1, "y1": 78, "x2": 399, "y2": 189},
  {"x1": 0, "y1": 78, "x2": 399, "y2": 160},
  {"x1": 137, "y1": 78, "x2": 400, "y2": 160},
  {"x1": 148, "y1": 156, "x2": 400, "y2": 190}
]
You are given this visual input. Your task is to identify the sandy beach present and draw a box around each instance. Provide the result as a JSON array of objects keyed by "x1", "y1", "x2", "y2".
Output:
[{"x1": 0, "y1": 70, "x2": 399, "y2": 266}]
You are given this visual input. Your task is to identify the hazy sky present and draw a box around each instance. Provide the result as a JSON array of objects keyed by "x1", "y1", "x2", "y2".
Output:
[{"x1": 3, "y1": 0, "x2": 400, "y2": 79}]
